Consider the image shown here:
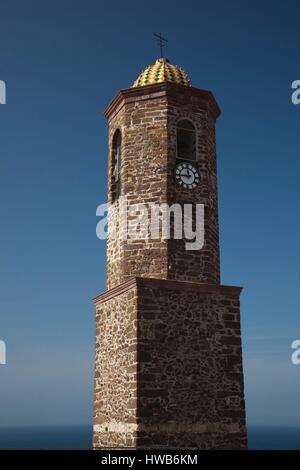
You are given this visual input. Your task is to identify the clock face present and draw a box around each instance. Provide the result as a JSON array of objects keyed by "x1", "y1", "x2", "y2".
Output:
[{"x1": 174, "y1": 162, "x2": 200, "y2": 190}]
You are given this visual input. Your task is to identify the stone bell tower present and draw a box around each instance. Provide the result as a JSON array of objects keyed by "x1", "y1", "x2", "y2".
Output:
[{"x1": 93, "y1": 57, "x2": 247, "y2": 449}]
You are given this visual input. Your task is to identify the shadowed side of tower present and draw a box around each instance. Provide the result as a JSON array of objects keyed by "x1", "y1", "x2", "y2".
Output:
[{"x1": 93, "y1": 58, "x2": 247, "y2": 449}]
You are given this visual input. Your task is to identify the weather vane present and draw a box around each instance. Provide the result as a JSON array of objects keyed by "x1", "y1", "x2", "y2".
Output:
[{"x1": 153, "y1": 33, "x2": 168, "y2": 58}]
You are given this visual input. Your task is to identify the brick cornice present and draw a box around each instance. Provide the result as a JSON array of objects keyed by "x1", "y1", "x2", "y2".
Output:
[
  {"x1": 93, "y1": 276, "x2": 242, "y2": 304},
  {"x1": 104, "y1": 82, "x2": 221, "y2": 121}
]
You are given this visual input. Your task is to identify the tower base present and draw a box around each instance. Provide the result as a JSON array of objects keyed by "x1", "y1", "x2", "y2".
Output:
[{"x1": 93, "y1": 277, "x2": 247, "y2": 449}]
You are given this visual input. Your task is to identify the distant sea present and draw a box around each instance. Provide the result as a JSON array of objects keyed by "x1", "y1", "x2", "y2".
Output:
[{"x1": 0, "y1": 426, "x2": 299, "y2": 450}]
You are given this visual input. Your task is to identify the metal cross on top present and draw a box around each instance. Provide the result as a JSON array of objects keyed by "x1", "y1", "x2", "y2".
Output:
[{"x1": 153, "y1": 33, "x2": 168, "y2": 58}]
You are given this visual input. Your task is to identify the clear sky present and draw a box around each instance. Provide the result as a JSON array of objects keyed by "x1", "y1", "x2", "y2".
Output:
[{"x1": 0, "y1": 0, "x2": 300, "y2": 428}]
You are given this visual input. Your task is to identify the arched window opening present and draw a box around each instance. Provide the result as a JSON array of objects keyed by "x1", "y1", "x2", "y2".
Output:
[
  {"x1": 177, "y1": 120, "x2": 196, "y2": 161},
  {"x1": 112, "y1": 129, "x2": 122, "y2": 201}
]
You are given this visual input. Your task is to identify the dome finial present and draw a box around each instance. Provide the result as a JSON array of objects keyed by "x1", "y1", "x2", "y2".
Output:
[{"x1": 153, "y1": 32, "x2": 168, "y2": 59}]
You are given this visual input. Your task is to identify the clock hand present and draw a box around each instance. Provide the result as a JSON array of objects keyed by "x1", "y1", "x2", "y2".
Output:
[{"x1": 182, "y1": 170, "x2": 192, "y2": 179}]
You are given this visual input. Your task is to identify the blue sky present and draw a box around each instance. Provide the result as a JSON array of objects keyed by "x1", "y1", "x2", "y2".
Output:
[{"x1": 0, "y1": 0, "x2": 300, "y2": 428}]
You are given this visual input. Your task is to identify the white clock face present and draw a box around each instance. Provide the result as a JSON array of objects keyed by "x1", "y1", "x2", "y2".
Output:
[{"x1": 174, "y1": 162, "x2": 200, "y2": 190}]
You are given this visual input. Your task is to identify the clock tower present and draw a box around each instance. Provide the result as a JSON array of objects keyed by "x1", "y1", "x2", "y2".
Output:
[{"x1": 93, "y1": 57, "x2": 247, "y2": 449}]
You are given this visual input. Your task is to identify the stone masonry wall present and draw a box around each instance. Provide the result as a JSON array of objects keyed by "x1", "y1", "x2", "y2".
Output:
[
  {"x1": 93, "y1": 281, "x2": 138, "y2": 449},
  {"x1": 106, "y1": 89, "x2": 169, "y2": 290},
  {"x1": 167, "y1": 86, "x2": 220, "y2": 284},
  {"x1": 105, "y1": 83, "x2": 221, "y2": 289},
  {"x1": 93, "y1": 278, "x2": 247, "y2": 449}
]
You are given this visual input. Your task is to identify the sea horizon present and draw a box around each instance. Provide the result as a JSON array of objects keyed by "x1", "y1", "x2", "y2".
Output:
[{"x1": 0, "y1": 425, "x2": 299, "y2": 450}]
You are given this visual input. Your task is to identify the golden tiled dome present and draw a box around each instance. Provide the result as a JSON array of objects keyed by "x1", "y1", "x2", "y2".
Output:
[{"x1": 132, "y1": 58, "x2": 191, "y2": 88}]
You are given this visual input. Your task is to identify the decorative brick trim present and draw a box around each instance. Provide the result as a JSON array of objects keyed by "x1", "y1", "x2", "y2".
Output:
[{"x1": 93, "y1": 421, "x2": 240, "y2": 434}]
